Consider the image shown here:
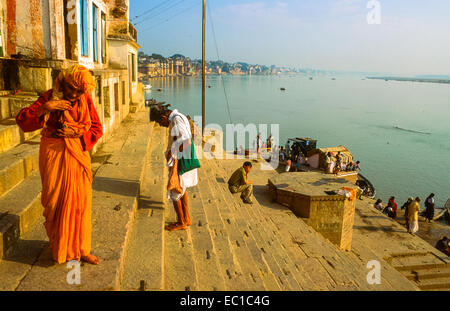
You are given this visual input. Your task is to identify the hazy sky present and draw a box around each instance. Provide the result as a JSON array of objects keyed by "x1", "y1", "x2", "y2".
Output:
[{"x1": 130, "y1": 0, "x2": 450, "y2": 75}]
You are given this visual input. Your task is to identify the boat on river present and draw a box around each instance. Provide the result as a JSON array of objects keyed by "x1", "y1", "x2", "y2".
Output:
[{"x1": 356, "y1": 173, "x2": 376, "y2": 199}]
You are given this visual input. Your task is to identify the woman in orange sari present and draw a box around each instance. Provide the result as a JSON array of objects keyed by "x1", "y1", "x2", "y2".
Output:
[{"x1": 16, "y1": 65, "x2": 103, "y2": 265}]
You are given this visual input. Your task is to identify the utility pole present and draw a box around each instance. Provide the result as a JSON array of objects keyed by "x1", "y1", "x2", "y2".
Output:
[{"x1": 202, "y1": 0, "x2": 206, "y2": 136}]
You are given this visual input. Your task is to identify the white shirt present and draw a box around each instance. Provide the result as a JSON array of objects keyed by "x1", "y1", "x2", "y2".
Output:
[{"x1": 166, "y1": 109, "x2": 198, "y2": 201}]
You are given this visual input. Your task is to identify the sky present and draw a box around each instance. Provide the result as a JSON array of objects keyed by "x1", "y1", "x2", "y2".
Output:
[{"x1": 130, "y1": 0, "x2": 450, "y2": 76}]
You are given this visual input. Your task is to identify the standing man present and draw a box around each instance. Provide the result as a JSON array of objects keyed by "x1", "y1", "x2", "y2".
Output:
[
  {"x1": 285, "y1": 141, "x2": 291, "y2": 158},
  {"x1": 228, "y1": 162, "x2": 253, "y2": 204},
  {"x1": 325, "y1": 152, "x2": 332, "y2": 174},
  {"x1": 408, "y1": 197, "x2": 421, "y2": 235},
  {"x1": 256, "y1": 133, "x2": 262, "y2": 156},
  {"x1": 424, "y1": 193, "x2": 435, "y2": 223},
  {"x1": 151, "y1": 107, "x2": 199, "y2": 231}
]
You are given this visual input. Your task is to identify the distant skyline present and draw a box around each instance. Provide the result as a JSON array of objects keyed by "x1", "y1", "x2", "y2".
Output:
[{"x1": 130, "y1": 0, "x2": 450, "y2": 76}]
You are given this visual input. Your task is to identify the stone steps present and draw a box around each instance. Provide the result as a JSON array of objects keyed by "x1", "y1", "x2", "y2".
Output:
[
  {"x1": 209, "y1": 156, "x2": 404, "y2": 291},
  {"x1": 163, "y1": 187, "x2": 199, "y2": 291},
  {"x1": 121, "y1": 124, "x2": 166, "y2": 291},
  {"x1": 6, "y1": 108, "x2": 153, "y2": 290},
  {"x1": 0, "y1": 171, "x2": 42, "y2": 260},
  {"x1": 0, "y1": 118, "x2": 41, "y2": 154},
  {"x1": 391, "y1": 252, "x2": 449, "y2": 271},
  {"x1": 196, "y1": 166, "x2": 274, "y2": 290},
  {"x1": 415, "y1": 276, "x2": 450, "y2": 290},
  {"x1": 202, "y1": 160, "x2": 298, "y2": 290},
  {"x1": 207, "y1": 159, "x2": 333, "y2": 290},
  {"x1": 0, "y1": 136, "x2": 40, "y2": 198},
  {"x1": 187, "y1": 187, "x2": 229, "y2": 291},
  {"x1": 402, "y1": 266, "x2": 450, "y2": 281},
  {"x1": 0, "y1": 95, "x2": 38, "y2": 121}
]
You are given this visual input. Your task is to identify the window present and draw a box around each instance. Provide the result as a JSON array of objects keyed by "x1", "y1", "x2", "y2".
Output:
[
  {"x1": 103, "y1": 86, "x2": 110, "y2": 118},
  {"x1": 122, "y1": 81, "x2": 126, "y2": 105},
  {"x1": 92, "y1": 5, "x2": 98, "y2": 62},
  {"x1": 101, "y1": 12, "x2": 106, "y2": 63},
  {"x1": 114, "y1": 83, "x2": 119, "y2": 111},
  {"x1": 0, "y1": 14, "x2": 4, "y2": 57},
  {"x1": 95, "y1": 77, "x2": 102, "y2": 105},
  {"x1": 131, "y1": 53, "x2": 136, "y2": 82},
  {"x1": 80, "y1": 0, "x2": 89, "y2": 56}
]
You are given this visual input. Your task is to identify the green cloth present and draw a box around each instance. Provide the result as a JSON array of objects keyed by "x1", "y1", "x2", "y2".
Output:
[
  {"x1": 177, "y1": 138, "x2": 201, "y2": 175},
  {"x1": 228, "y1": 167, "x2": 247, "y2": 187}
]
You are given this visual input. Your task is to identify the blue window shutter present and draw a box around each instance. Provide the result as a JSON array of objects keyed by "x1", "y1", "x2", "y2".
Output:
[
  {"x1": 80, "y1": 0, "x2": 89, "y2": 56},
  {"x1": 93, "y1": 5, "x2": 98, "y2": 61}
]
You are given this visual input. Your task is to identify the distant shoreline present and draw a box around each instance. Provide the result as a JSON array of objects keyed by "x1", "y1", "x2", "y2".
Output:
[{"x1": 367, "y1": 76, "x2": 450, "y2": 84}]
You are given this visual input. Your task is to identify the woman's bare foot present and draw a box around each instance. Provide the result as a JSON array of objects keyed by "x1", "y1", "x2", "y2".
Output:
[{"x1": 81, "y1": 254, "x2": 101, "y2": 265}]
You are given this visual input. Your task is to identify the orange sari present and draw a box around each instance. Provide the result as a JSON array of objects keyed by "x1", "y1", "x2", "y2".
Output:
[{"x1": 39, "y1": 65, "x2": 95, "y2": 264}]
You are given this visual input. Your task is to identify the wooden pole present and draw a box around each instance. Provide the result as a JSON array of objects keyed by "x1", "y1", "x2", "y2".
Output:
[{"x1": 202, "y1": 0, "x2": 206, "y2": 136}]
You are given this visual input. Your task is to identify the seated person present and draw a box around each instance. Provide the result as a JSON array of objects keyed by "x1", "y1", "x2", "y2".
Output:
[
  {"x1": 285, "y1": 158, "x2": 291, "y2": 172},
  {"x1": 374, "y1": 199, "x2": 383, "y2": 211},
  {"x1": 228, "y1": 161, "x2": 253, "y2": 204},
  {"x1": 295, "y1": 156, "x2": 302, "y2": 172},
  {"x1": 436, "y1": 236, "x2": 450, "y2": 256}
]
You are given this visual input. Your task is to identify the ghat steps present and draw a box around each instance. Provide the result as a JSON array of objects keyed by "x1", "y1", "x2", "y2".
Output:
[
  {"x1": 0, "y1": 108, "x2": 446, "y2": 290},
  {"x1": 122, "y1": 134, "x2": 418, "y2": 291}
]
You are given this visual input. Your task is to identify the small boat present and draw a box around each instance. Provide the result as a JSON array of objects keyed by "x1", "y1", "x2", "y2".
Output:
[
  {"x1": 157, "y1": 88, "x2": 162, "y2": 92},
  {"x1": 309, "y1": 77, "x2": 313, "y2": 80},
  {"x1": 432, "y1": 208, "x2": 447, "y2": 221},
  {"x1": 144, "y1": 84, "x2": 152, "y2": 90},
  {"x1": 444, "y1": 199, "x2": 450, "y2": 224},
  {"x1": 356, "y1": 173, "x2": 376, "y2": 199},
  {"x1": 331, "y1": 78, "x2": 336, "y2": 80},
  {"x1": 280, "y1": 87, "x2": 286, "y2": 91}
]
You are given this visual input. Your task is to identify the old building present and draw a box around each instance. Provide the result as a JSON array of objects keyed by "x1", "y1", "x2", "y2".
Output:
[{"x1": 0, "y1": 0, "x2": 144, "y2": 148}]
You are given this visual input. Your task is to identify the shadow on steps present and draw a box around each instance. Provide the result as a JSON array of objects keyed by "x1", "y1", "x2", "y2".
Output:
[{"x1": 92, "y1": 177, "x2": 140, "y2": 197}]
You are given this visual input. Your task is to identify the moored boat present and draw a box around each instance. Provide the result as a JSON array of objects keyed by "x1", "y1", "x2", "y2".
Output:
[
  {"x1": 356, "y1": 173, "x2": 376, "y2": 199},
  {"x1": 444, "y1": 199, "x2": 450, "y2": 224}
]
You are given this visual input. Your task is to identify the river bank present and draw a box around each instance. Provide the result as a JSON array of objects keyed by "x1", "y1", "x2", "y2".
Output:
[
  {"x1": 394, "y1": 214, "x2": 450, "y2": 249},
  {"x1": 368, "y1": 76, "x2": 450, "y2": 84}
]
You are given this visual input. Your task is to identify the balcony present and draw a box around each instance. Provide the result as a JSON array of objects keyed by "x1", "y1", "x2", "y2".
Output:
[{"x1": 129, "y1": 22, "x2": 137, "y2": 42}]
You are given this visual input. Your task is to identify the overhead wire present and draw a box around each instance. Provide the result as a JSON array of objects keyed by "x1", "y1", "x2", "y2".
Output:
[
  {"x1": 207, "y1": 1, "x2": 233, "y2": 125},
  {"x1": 134, "y1": 0, "x2": 188, "y2": 26},
  {"x1": 131, "y1": 0, "x2": 178, "y2": 23},
  {"x1": 139, "y1": 0, "x2": 200, "y2": 33}
]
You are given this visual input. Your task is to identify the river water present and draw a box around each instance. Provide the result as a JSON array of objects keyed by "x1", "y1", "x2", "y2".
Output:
[{"x1": 146, "y1": 74, "x2": 450, "y2": 208}]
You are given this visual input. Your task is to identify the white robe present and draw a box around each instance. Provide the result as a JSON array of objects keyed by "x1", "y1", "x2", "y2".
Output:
[{"x1": 166, "y1": 110, "x2": 198, "y2": 201}]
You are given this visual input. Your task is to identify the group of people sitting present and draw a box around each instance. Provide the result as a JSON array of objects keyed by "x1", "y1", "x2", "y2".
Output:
[
  {"x1": 279, "y1": 142, "x2": 308, "y2": 172},
  {"x1": 373, "y1": 193, "x2": 436, "y2": 235},
  {"x1": 325, "y1": 151, "x2": 360, "y2": 174}
]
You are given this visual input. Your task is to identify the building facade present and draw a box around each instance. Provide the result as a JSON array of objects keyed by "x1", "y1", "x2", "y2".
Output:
[{"x1": 0, "y1": 0, "x2": 143, "y2": 149}]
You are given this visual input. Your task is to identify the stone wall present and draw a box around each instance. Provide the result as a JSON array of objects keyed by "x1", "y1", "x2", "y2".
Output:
[{"x1": 268, "y1": 173, "x2": 357, "y2": 251}]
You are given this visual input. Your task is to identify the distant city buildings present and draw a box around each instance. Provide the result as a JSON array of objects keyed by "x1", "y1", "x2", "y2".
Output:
[{"x1": 138, "y1": 52, "x2": 298, "y2": 80}]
